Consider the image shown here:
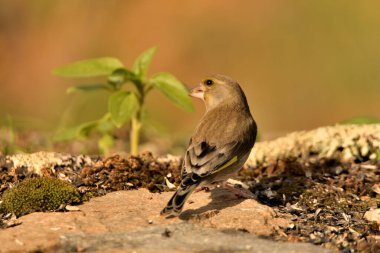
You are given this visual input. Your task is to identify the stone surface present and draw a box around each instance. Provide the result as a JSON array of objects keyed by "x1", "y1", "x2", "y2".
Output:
[
  {"x1": 247, "y1": 124, "x2": 380, "y2": 168},
  {"x1": 51, "y1": 224, "x2": 331, "y2": 253},
  {"x1": 364, "y1": 208, "x2": 380, "y2": 229},
  {"x1": 7, "y1": 152, "x2": 94, "y2": 175},
  {"x1": 0, "y1": 189, "x2": 331, "y2": 253}
]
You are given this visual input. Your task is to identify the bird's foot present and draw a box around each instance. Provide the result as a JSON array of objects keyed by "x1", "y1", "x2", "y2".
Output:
[
  {"x1": 223, "y1": 179, "x2": 256, "y2": 199},
  {"x1": 194, "y1": 186, "x2": 210, "y2": 193}
]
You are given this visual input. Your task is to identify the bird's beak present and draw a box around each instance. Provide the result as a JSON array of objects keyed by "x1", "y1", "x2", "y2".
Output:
[{"x1": 189, "y1": 84, "x2": 205, "y2": 100}]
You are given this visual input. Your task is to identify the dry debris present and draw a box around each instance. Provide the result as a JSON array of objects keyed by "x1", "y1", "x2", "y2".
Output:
[
  {"x1": 78, "y1": 152, "x2": 182, "y2": 194},
  {"x1": 1, "y1": 124, "x2": 380, "y2": 252},
  {"x1": 240, "y1": 124, "x2": 380, "y2": 252},
  {"x1": 239, "y1": 159, "x2": 380, "y2": 252},
  {"x1": 0, "y1": 151, "x2": 182, "y2": 198}
]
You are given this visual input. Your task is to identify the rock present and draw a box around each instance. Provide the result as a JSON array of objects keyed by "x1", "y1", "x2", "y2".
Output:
[
  {"x1": 364, "y1": 209, "x2": 380, "y2": 229},
  {"x1": 181, "y1": 187, "x2": 290, "y2": 236},
  {"x1": 7, "y1": 151, "x2": 95, "y2": 176},
  {"x1": 65, "y1": 205, "x2": 80, "y2": 211},
  {"x1": 51, "y1": 223, "x2": 332, "y2": 253},
  {"x1": 0, "y1": 189, "x2": 329, "y2": 252},
  {"x1": 247, "y1": 124, "x2": 380, "y2": 168},
  {"x1": 372, "y1": 184, "x2": 380, "y2": 195}
]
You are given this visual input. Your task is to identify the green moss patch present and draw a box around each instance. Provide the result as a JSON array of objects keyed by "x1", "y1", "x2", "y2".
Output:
[{"x1": 1, "y1": 177, "x2": 82, "y2": 216}]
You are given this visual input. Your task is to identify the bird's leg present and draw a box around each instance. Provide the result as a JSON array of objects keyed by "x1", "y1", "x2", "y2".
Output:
[
  {"x1": 194, "y1": 186, "x2": 210, "y2": 193},
  {"x1": 222, "y1": 179, "x2": 256, "y2": 199}
]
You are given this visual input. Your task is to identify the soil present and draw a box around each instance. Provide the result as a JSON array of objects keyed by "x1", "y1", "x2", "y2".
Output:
[{"x1": 1, "y1": 124, "x2": 380, "y2": 252}]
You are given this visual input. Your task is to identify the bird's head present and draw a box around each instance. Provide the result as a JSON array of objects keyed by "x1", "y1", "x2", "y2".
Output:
[{"x1": 189, "y1": 74, "x2": 247, "y2": 111}]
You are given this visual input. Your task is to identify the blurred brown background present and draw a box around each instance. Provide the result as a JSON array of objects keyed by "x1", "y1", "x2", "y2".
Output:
[{"x1": 1, "y1": 1, "x2": 379, "y2": 147}]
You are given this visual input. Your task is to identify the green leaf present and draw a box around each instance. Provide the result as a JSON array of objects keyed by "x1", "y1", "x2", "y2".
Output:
[
  {"x1": 97, "y1": 113, "x2": 114, "y2": 133},
  {"x1": 150, "y1": 72, "x2": 194, "y2": 112},
  {"x1": 338, "y1": 116, "x2": 380, "y2": 125},
  {"x1": 108, "y1": 68, "x2": 137, "y2": 86},
  {"x1": 54, "y1": 127, "x2": 80, "y2": 141},
  {"x1": 98, "y1": 134, "x2": 115, "y2": 155},
  {"x1": 53, "y1": 121, "x2": 100, "y2": 141},
  {"x1": 108, "y1": 91, "x2": 139, "y2": 128},
  {"x1": 132, "y1": 47, "x2": 156, "y2": 79},
  {"x1": 77, "y1": 121, "x2": 100, "y2": 137},
  {"x1": 66, "y1": 84, "x2": 110, "y2": 94},
  {"x1": 53, "y1": 57, "x2": 124, "y2": 78}
]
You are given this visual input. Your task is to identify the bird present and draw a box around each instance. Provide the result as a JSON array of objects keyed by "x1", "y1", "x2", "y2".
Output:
[{"x1": 161, "y1": 74, "x2": 257, "y2": 217}]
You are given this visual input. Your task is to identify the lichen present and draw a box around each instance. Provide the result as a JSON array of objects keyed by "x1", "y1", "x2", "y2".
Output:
[
  {"x1": 7, "y1": 151, "x2": 94, "y2": 175},
  {"x1": 1, "y1": 177, "x2": 82, "y2": 216},
  {"x1": 248, "y1": 124, "x2": 380, "y2": 168}
]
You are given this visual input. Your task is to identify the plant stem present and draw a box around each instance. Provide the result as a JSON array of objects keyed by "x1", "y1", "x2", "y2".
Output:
[
  {"x1": 130, "y1": 116, "x2": 141, "y2": 156},
  {"x1": 130, "y1": 84, "x2": 145, "y2": 156}
]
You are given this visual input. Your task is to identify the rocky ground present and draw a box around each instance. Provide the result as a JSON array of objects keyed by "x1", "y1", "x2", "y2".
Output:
[
  {"x1": 0, "y1": 189, "x2": 331, "y2": 253},
  {"x1": 1, "y1": 124, "x2": 380, "y2": 252}
]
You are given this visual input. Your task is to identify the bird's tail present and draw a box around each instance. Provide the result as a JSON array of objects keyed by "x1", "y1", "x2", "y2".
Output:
[{"x1": 161, "y1": 173, "x2": 200, "y2": 217}]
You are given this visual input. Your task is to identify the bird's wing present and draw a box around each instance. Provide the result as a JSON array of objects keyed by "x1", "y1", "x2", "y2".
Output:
[{"x1": 182, "y1": 139, "x2": 241, "y2": 178}]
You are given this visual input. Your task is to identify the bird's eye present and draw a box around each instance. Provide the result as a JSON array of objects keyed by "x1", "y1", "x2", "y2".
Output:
[{"x1": 205, "y1": 79, "x2": 214, "y2": 86}]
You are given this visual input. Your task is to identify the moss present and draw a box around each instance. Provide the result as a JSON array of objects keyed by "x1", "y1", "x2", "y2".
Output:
[{"x1": 1, "y1": 177, "x2": 82, "y2": 216}]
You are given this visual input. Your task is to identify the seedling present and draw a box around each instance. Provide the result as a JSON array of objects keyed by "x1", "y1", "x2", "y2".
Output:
[{"x1": 54, "y1": 47, "x2": 193, "y2": 155}]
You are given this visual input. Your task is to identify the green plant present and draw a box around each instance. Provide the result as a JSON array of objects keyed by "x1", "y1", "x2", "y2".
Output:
[
  {"x1": 1, "y1": 177, "x2": 82, "y2": 216},
  {"x1": 338, "y1": 116, "x2": 380, "y2": 125},
  {"x1": 0, "y1": 115, "x2": 23, "y2": 155},
  {"x1": 53, "y1": 47, "x2": 193, "y2": 155}
]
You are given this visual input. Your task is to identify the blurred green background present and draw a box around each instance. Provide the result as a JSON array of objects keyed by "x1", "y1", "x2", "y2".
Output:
[{"x1": 1, "y1": 1, "x2": 379, "y2": 154}]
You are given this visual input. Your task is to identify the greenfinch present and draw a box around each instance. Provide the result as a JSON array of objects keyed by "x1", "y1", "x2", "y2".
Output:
[{"x1": 161, "y1": 74, "x2": 257, "y2": 217}]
